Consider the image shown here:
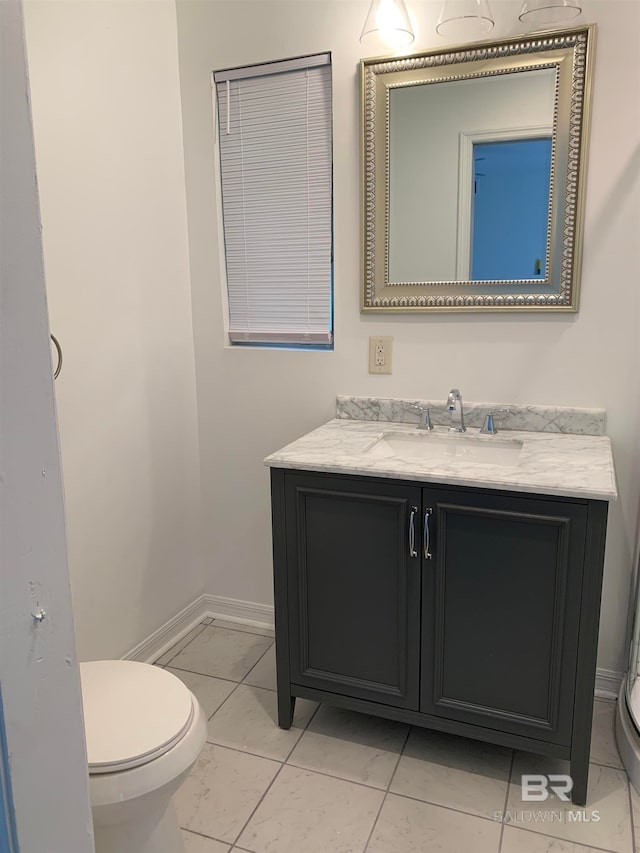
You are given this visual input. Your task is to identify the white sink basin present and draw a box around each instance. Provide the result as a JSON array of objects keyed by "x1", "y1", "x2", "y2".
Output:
[{"x1": 366, "y1": 431, "x2": 523, "y2": 467}]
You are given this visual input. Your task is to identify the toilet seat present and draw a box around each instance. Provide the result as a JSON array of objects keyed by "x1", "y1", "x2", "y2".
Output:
[{"x1": 80, "y1": 660, "x2": 195, "y2": 773}]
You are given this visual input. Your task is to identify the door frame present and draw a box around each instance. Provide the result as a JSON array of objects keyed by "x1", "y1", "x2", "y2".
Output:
[
  {"x1": 456, "y1": 124, "x2": 553, "y2": 279},
  {"x1": 0, "y1": 1, "x2": 94, "y2": 849}
]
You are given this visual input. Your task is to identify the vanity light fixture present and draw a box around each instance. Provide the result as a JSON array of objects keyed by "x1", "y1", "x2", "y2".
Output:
[
  {"x1": 519, "y1": 0, "x2": 582, "y2": 24},
  {"x1": 436, "y1": 0, "x2": 494, "y2": 39},
  {"x1": 360, "y1": 0, "x2": 415, "y2": 50}
]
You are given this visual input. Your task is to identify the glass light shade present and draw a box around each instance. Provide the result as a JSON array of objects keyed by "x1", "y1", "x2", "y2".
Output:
[
  {"x1": 436, "y1": 0, "x2": 494, "y2": 40},
  {"x1": 519, "y1": 0, "x2": 582, "y2": 24},
  {"x1": 360, "y1": 0, "x2": 415, "y2": 50}
]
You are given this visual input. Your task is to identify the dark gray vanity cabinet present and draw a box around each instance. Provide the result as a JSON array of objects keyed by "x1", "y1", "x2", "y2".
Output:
[{"x1": 270, "y1": 468, "x2": 609, "y2": 805}]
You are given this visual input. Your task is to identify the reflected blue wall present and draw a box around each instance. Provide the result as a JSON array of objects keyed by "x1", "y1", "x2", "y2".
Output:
[{"x1": 472, "y1": 138, "x2": 552, "y2": 280}]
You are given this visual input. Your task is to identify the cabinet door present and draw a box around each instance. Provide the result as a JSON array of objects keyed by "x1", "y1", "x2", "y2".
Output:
[
  {"x1": 421, "y1": 487, "x2": 587, "y2": 744},
  {"x1": 286, "y1": 472, "x2": 421, "y2": 709}
]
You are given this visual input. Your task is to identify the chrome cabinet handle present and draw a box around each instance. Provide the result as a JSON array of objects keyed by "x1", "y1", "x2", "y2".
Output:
[
  {"x1": 409, "y1": 506, "x2": 418, "y2": 558},
  {"x1": 424, "y1": 508, "x2": 433, "y2": 560}
]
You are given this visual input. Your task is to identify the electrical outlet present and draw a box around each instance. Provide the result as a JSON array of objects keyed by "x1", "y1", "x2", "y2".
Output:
[{"x1": 369, "y1": 336, "x2": 393, "y2": 374}]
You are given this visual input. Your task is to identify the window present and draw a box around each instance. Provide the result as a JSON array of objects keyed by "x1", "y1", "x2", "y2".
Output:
[{"x1": 214, "y1": 54, "x2": 333, "y2": 347}]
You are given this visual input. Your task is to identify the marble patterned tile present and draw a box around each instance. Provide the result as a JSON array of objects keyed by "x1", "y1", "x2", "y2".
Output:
[
  {"x1": 242, "y1": 645, "x2": 276, "y2": 691},
  {"x1": 501, "y1": 825, "x2": 615, "y2": 853},
  {"x1": 237, "y1": 765, "x2": 384, "y2": 853},
  {"x1": 181, "y1": 829, "x2": 230, "y2": 852},
  {"x1": 212, "y1": 618, "x2": 274, "y2": 638},
  {"x1": 169, "y1": 625, "x2": 273, "y2": 681},
  {"x1": 506, "y1": 753, "x2": 632, "y2": 852},
  {"x1": 174, "y1": 743, "x2": 279, "y2": 843},
  {"x1": 367, "y1": 792, "x2": 502, "y2": 853},
  {"x1": 390, "y1": 727, "x2": 512, "y2": 819},
  {"x1": 165, "y1": 668, "x2": 236, "y2": 719},
  {"x1": 287, "y1": 704, "x2": 409, "y2": 789},
  {"x1": 155, "y1": 624, "x2": 207, "y2": 666},
  {"x1": 590, "y1": 699, "x2": 623, "y2": 769},
  {"x1": 206, "y1": 684, "x2": 317, "y2": 761}
]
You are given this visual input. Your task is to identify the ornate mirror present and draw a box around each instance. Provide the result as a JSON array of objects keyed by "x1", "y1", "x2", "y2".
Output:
[{"x1": 361, "y1": 25, "x2": 595, "y2": 312}]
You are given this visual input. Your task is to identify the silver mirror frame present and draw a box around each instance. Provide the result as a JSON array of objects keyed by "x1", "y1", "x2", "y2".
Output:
[{"x1": 360, "y1": 25, "x2": 596, "y2": 313}]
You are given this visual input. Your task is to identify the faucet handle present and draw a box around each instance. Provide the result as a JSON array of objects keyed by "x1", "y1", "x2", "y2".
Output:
[
  {"x1": 410, "y1": 404, "x2": 434, "y2": 431},
  {"x1": 480, "y1": 409, "x2": 512, "y2": 435}
]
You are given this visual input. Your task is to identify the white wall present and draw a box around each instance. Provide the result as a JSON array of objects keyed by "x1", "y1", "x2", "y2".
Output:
[
  {"x1": 23, "y1": 0, "x2": 204, "y2": 660},
  {"x1": 0, "y1": 1, "x2": 93, "y2": 847},
  {"x1": 176, "y1": 0, "x2": 640, "y2": 677}
]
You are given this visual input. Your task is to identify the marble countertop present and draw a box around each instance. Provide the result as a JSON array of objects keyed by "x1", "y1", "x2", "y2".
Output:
[{"x1": 264, "y1": 418, "x2": 617, "y2": 501}]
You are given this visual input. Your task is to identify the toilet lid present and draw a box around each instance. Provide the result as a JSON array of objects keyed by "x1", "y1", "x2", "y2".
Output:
[{"x1": 80, "y1": 660, "x2": 195, "y2": 773}]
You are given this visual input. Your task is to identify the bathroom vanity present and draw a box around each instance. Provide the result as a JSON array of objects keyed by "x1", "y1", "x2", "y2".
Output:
[{"x1": 265, "y1": 397, "x2": 617, "y2": 806}]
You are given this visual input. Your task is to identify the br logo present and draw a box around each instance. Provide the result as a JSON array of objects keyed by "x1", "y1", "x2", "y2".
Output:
[{"x1": 521, "y1": 775, "x2": 574, "y2": 802}]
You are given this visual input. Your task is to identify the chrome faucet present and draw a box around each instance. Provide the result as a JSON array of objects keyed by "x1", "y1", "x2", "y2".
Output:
[
  {"x1": 410, "y1": 404, "x2": 434, "y2": 431},
  {"x1": 447, "y1": 388, "x2": 466, "y2": 433},
  {"x1": 480, "y1": 409, "x2": 512, "y2": 435}
]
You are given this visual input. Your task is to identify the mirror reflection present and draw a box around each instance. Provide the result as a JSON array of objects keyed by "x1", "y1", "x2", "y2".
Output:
[{"x1": 388, "y1": 68, "x2": 556, "y2": 283}]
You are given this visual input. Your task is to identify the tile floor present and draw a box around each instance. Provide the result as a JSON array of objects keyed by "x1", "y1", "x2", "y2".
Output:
[{"x1": 157, "y1": 619, "x2": 637, "y2": 853}]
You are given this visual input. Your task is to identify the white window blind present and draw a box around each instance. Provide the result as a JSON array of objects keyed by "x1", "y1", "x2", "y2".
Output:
[{"x1": 214, "y1": 54, "x2": 333, "y2": 346}]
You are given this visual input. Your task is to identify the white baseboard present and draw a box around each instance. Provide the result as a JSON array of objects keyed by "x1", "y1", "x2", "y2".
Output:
[
  {"x1": 123, "y1": 595, "x2": 210, "y2": 664},
  {"x1": 123, "y1": 594, "x2": 274, "y2": 664},
  {"x1": 202, "y1": 593, "x2": 274, "y2": 630},
  {"x1": 124, "y1": 594, "x2": 624, "y2": 702},
  {"x1": 595, "y1": 667, "x2": 624, "y2": 701}
]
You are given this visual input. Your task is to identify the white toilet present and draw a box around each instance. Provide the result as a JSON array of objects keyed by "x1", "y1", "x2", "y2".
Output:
[{"x1": 80, "y1": 660, "x2": 206, "y2": 853}]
